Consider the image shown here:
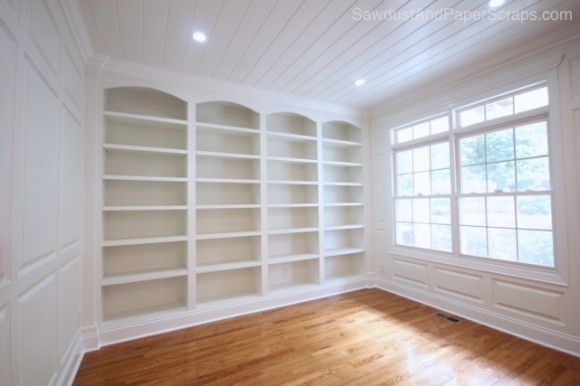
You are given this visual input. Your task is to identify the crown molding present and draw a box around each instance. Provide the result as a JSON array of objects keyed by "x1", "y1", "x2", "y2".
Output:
[{"x1": 90, "y1": 56, "x2": 367, "y2": 120}]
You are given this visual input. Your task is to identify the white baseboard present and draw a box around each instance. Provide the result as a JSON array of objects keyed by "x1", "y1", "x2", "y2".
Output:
[
  {"x1": 375, "y1": 278, "x2": 580, "y2": 358},
  {"x1": 55, "y1": 332, "x2": 85, "y2": 386},
  {"x1": 71, "y1": 276, "x2": 580, "y2": 385},
  {"x1": 95, "y1": 279, "x2": 370, "y2": 347}
]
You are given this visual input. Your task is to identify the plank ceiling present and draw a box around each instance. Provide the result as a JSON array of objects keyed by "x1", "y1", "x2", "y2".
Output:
[{"x1": 77, "y1": 0, "x2": 580, "y2": 111}]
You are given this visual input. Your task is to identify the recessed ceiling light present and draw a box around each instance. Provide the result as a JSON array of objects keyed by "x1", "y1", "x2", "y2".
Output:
[
  {"x1": 354, "y1": 79, "x2": 366, "y2": 86},
  {"x1": 192, "y1": 31, "x2": 207, "y2": 42},
  {"x1": 488, "y1": 0, "x2": 506, "y2": 8}
]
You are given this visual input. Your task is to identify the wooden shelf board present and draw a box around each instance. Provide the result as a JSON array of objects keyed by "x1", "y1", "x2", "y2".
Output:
[
  {"x1": 196, "y1": 150, "x2": 260, "y2": 160},
  {"x1": 103, "y1": 175, "x2": 187, "y2": 182},
  {"x1": 268, "y1": 227, "x2": 319, "y2": 235},
  {"x1": 268, "y1": 253, "x2": 319, "y2": 264},
  {"x1": 323, "y1": 182, "x2": 363, "y2": 187},
  {"x1": 196, "y1": 231, "x2": 261, "y2": 240},
  {"x1": 103, "y1": 205, "x2": 187, "y2": 211},
  {"x1": 196, "y1": 121, "x2": 259, "y2": 134},
  {"x1": 268, "y1": 203, "x2": 319, "y2": 208},
  {"x1": 324, "y1": 225, "x2": 364, "y2": 231},
  {"x1": 267, "y1": 132, "x2": 317, "y2": 142},
  {"x1": 196, "y1": 178, "x2": 260, "y2": 184},
  {"x1": 267, "y1": 156, "x2": 318, "y2": 164},
  {"x1": 324, "y1": 248, "x2": 365, "y2": 257},
  {"x1": 323, "y1": 160, "x2": 363, "y2": 167},
  {"x1": 102, "y1": 235, "x2": 188, "y2": 247},
  {"x1": 196, "y1": 204, "x2": 260, "y2": 210},
  {"x1": 196, "y1": 260, "x2": 262, "y2": 273},
  {"x1": 104, "y1": 143, "x2": 187, "y2": 156},
  {"x1": 104, "y1": 110, "x2": 188, "y2": 127},
  {"x1": 322, "y1": 138, "x2": 362, "y2": 147},
  {"x1": 324, "y1": 202, "x2": 364, "y2": 207},
  {"x1": 102, "y1": 268, "x2": 188, "y2": 286},
  {"x1": 268, "y1": 180, "x2": 318, "y2": 185}
]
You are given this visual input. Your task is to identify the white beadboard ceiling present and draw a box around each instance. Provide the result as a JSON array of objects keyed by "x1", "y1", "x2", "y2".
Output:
[{"x1": 77, "y1": 0, "x2": 580, "y2": 111}]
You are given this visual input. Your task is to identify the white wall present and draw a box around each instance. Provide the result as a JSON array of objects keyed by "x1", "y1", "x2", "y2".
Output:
[
  {"x1": 0, "y1": 0, "x2": 88, "y2": 384},
  {"x1": 370, "y1": 38, "x2": 580, "y2": 356}
]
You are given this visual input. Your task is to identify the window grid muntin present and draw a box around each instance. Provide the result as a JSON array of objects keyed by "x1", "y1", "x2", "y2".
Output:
[
  {"x1": 394, "y1": 139, "x2": 453, "y2": 252},
  {"x1": 457, "y1": 85, "x2": 548, "y2": 129},
  {"x1": 393, "y1": 115, "x2": 450, "y2": 145},
  {"x1": 392, "y1": 83, "x2": 556, "y2": 268},
  {"x1": 456, "y1": 117, "x2": 554, "y2": 266},
  {"x1": 458, "y1": 121, "x2": 551, "y2": 194}
]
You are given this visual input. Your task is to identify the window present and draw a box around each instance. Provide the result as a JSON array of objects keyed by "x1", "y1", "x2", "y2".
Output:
[{"x1": 392, "y1": 84, "x2": 555, "y2": 269}]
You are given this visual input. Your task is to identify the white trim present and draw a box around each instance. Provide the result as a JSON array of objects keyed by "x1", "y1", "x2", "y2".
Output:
[
  {"x1": 376, "y1": 278, "x2": 580, "y2": 358},
  {"x1": 76, "y1": 279, "x2": 580, "y2": 369},
  {"x1": 93, "y1": 57, "x2": 365, "y2": 119},
  {"x1": 55, "y1": 331, "x2": 84, "y2": 386},
  {"x1": 92, "y1": 279, "x2": 370, "y2": 347},
  {"x1": 388, "y1": 74, "x2": 567, "y2": 284}
]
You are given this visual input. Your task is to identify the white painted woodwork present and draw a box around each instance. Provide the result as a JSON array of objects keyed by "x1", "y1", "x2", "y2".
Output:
[
  {"x1": 2, "y1": 1, "x2": 580, "y2": 383},
  {"x1": 392, "y1": 258, "x2": 429, "y2": 287},
  {"x1": 493, "y1": 280, "x2": 564, "y2": 323},
  {"x1": 21, "y1": 63, "x2": 59, "y2": 268},
  {"x1": 18, "y1": 275, "x2": 58, "y2": 386},
  {"x1": 0, "y1": 0, "x2": 88, "y2": 384},
  {"x1": 94, "y1": 87, "x2": 368, "y2": 335},
  {"x1": 433, "y1": 267, "x2": 485, "y2": 303},
  {"x1": 0, "y1": 306, "x2": 10, "y2": 385},
  {"x1": 373, "y1": 39, "x2": 580, "y2": 355}
]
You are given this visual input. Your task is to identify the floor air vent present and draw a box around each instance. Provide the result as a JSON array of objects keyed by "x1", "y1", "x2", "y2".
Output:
[{"x1": 434, "y1": 312, "x2": 462, "y2": 324}]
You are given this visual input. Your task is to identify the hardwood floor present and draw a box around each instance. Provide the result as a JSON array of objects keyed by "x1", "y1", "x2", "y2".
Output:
[{"x1": 74, "y1": 289, "x2": 580, "y2": 385}]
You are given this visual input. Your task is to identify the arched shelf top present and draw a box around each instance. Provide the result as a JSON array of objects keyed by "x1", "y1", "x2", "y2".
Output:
[
  {"x1": 105, "y1": 87, "x2": 188, "y2": 121},
  {"x1": 196, "y1": 101, "x2": 260, "y2": 130},
  {"x1": 322, "y1": 121, "x2": 362, "y2": 143},
  {"x1": 267, "y1": 112, "x2": 317, "y2": 137}
]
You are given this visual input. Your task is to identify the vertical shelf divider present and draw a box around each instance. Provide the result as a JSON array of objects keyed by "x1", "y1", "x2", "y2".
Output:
[
  {"x1": 260, "y1": 113, "x2": 269, "y2": 296},
  {"x1": 187, "y1": 102, "x2": 197, "y2": 310}
]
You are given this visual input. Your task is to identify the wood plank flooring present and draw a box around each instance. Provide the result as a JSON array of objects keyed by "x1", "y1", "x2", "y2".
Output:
[{"x1": 74, "y1": 289, "x2": 580, "y2": 385}]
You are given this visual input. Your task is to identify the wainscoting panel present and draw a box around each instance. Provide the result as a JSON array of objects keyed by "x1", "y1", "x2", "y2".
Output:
[
  {"x1": 433, "y1": 267, "x2": 484, "y2": 304},
  {"x1": 20, "y1": 62, "x2": 60, "y2": 270},
  {"x1": 0, "y1": 305, "x2": 10, "y2": 386},
  {"x1": 28, "y1": 0, "x2": 60, "y2": 76},
  {"x1": 18, "y1": 274, "x2": 58, "y2": 386},
  {"x1": 492, "y1": 279, "x2": 564, "y2": 324},
  {"x1": 392, "y1": 258, "x2": 428, "y2": 287}
]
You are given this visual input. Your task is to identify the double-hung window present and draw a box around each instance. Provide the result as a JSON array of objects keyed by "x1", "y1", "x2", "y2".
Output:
[{"x1": 392, "y1": 82, "x2": 558, "y2": 272}]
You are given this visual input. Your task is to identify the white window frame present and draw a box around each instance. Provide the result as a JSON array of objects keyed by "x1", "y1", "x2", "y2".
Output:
[{"x1": 388, "y1": 71, "x2": 568, "y2": 286}]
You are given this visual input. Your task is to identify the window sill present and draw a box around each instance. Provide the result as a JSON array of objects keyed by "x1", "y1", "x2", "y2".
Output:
[{"x1": 388, "y1": 245, "x2": 568, "y2": 287}]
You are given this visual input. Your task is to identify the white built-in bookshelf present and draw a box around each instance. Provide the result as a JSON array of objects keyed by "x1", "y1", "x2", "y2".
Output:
[
  {"x1": 322, "y1": 121, "x2": 365, "y2": 282},
  {"x1": 195, "y1": 101, "x2": 262, "y2": 307},
  {"x1": 100, "y1": 87, "x2": 365, "y2": 324},
  {"x1": 101, "y1": 87, "x2": 189, "y2": 321},
  {"x1": 266, "y1": 113, "x2": 320, "y2": 293}
]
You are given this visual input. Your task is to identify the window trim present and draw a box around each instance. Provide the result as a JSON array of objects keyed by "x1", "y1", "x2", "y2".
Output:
[{"x1": 388, "y1": 71, "x2": 569, "y2": 286}]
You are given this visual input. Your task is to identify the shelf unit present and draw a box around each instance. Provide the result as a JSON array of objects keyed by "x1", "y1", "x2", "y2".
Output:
[
  {"x1": 266, "y1": 113, "x2": 321, "y2": 292},
  {"x1": 195, "y1": 102, "x2": 262, "y2": 306},
  {"x1": 322, "y1": 121, "x2": 365, "y2": 281},
  {"x1": 101, "y1": 87, "x2": 190, "y2": 322},
  {"x1": 99, "y1": 90, "x2": 366, "y2": 326}
]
